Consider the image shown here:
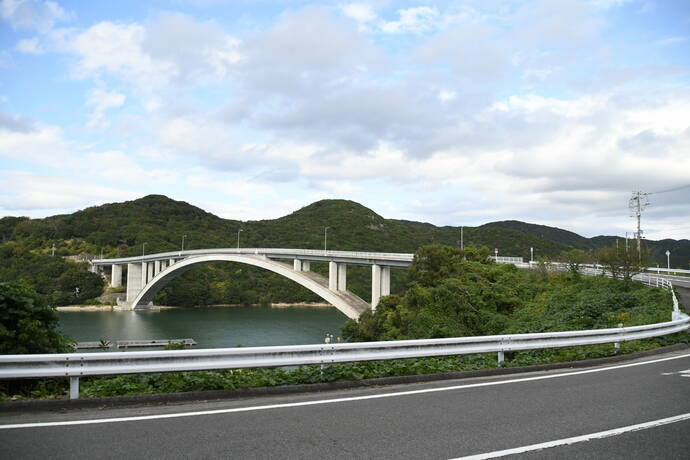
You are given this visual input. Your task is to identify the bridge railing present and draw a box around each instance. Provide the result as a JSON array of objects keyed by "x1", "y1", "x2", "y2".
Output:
[
  {"x1": 1, "y1": 276, "x2": 686, "y2": 400},
  {"x1": 92, "y1": 248, "x2": 415, "y2": 265},
  {"x1": 490, "y1": 256, "x2": 524, "y2": 264}
]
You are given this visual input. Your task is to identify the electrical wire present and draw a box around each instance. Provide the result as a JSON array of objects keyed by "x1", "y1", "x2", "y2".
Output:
[{"x1": 649, "y1": 184, "x2": 690, "y2": 195}]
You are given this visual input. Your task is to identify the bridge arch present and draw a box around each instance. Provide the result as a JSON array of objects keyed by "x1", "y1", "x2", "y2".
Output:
[{"x1": 131, "y1": 254, "x2": 369, "y2": 319}]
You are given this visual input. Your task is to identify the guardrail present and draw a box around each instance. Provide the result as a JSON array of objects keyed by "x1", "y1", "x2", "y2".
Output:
[
  {"x1": 643, "y1": 267, "x2": 690, "y2": 275},
  {"x1": 490, "y1": 256, "x2": 524, "y2": 264},
  {"x1": 1, "y1": 276, "x2": 686, "y2": 400}
]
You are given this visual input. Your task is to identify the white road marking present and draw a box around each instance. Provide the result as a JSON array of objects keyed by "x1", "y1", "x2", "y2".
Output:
[
  {"x1": 451, "y1": 412, "x2": 690, "y2": 459},
  {"x1": 1, "y1": 352, "x2": 689, "y2": 430},
  {"x1": 661, "y1": 368, "x2": 690, "y2": 377}
]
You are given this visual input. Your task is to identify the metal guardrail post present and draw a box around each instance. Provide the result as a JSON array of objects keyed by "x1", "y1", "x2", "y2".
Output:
[
  {"x1": 614, "y1": 323, "x2": 624, "y2": 352},
  {"x1": 70, "y1": 377, "x2": 79, "y2": 400}
]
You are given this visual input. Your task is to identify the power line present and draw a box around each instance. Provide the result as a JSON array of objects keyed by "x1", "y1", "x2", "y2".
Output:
[{"x1": 649, "y1": 183, "x2": 690, "y2": 195}]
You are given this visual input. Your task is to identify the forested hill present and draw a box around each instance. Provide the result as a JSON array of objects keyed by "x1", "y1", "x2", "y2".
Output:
[
  {"x1": 0, "y1": 195, "x2": 571, "y2": 260},
  {"x1": 0, "y1": 194, "x2": 686, "y2": 265}
]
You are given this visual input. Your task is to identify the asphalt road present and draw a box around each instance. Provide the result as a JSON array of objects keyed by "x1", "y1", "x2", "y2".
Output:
[
  {"x1": 660, "y1": 274, "x2": 690, "y2": 289},
  {"x1": 1, "y1": 350, "x2": 689, "y2": 459}
]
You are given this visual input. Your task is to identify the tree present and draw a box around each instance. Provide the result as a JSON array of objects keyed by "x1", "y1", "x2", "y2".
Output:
[
  {"x1": 407, "y1": 244, "x2": 491, "y2": 288},
  {"x1": 595, "y1": 244, "x2": 652, "y2": 282},
  {"x1": 0, "y1": 282, "x2": 74, "y2": 354},
  {"x1": 562, "y1": 249, "x2": 590, "y2": 276}
]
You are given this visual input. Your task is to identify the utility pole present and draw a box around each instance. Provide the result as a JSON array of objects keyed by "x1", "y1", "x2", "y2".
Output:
[
  {"x1": 460, "y1": 226, "x2": 464, "y2": 250},
  {"x1": 625, "y1": 232, "x2": 629, "y2": 252},
  {"x1": 629, "y1": 191, "x2": 649, "y2": 260}
]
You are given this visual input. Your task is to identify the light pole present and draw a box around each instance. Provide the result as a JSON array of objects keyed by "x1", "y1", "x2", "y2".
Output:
[
  {"x1": 666, "y1": 250, "x2": 670, "y2": 271},
  {"x1": 530, "y1": 247, "x2": 534, "y2": 263},
  {"x1": 142, "y1": 242, "x2": 147, "y2": 260},
  {"x1": 324, "y1": 227, "x2": 330, "y2": 252},
  {"x1": 237, "y1": 229, "x2": 243, "y2": 249},
  {"x1": 460, "y1": 226, "x2": 464, "y2": 250},
  {"x1": 181, "y1": 235, "x2": 187, "y2": 252}
]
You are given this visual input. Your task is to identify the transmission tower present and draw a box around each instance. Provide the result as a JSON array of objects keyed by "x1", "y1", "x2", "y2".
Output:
[{"x1": 629, "y1": 191, "x2": 649, "y2": 256}]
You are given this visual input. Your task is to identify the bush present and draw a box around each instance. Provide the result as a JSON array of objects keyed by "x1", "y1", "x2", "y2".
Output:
[{"x1": 0, "y1": 282, "x2": 73, "y2": 354}]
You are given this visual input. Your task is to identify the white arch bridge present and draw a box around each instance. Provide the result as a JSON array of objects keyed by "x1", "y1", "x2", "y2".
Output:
[{"x1": 91, "y1": 249, "x2": 416, "y2": 319}]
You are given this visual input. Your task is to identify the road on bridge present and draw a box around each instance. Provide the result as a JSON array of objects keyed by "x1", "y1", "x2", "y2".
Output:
[{"x1": 1, "y1": 349, "x2": 689, "y2": 459}]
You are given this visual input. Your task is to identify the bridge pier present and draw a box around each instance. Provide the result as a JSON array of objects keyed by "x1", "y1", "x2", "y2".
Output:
[
  {"x1": 127, "y1": 263, "x2": 143, "y2": 302},
  {"x1": 371, "y1": 265, "x2": 391, "y2": 309},
  {"x1": 337, "y1": 263, "x2": 347, "y2": 291},
  {"x1": 329, "y1": 261, "x2": 338, "y2": 290},
  {"x1": 111, "y1": 264, "x2": 122, "y2": 288},
  {"x1": 293, "y1": 259, "x2": 311, "y2": 272},
  {"x1": 154, "y1": 260, "x2": 161, "y2": 276}
]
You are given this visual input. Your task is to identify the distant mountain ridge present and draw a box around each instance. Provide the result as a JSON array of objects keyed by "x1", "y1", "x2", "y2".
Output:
[
  {"x1": 0, "y1": 195, "x2": 687, "y2": 267},
  {"x1": 482, "y1": 220, "x2": 689, "y2": 268}
]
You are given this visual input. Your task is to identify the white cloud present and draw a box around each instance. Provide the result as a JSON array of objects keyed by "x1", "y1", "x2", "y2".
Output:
[
  {"x1": 438, "y1": 90, "x2": 456, "y2": 103},
  {"x1": 85, "y1": 88, "x2": 125, "y2": 128},
  {"x1": 65, "y1": 14, "x2": 240, "y2": 88},
  {"x1": 415, "y1": 23, "x2": 509, "y2": 80},
  {"x1": 141, "y1": 13, "x2": 240, "y2": 84},
  {"x1": 68, "y1": 21, "x2": 160, "y2": 82},
  {"x1": 0, "y1": 0, "x2": 68, "y2": 31},
  {"x1": 15, "y1": 37, "x2": 44, "y2": 54},
  {"x1": 652, "y1": 36, "x2": 688, "y2": 46},
  {"x1": 243, "y1": 6, "x2": 380, "y2": 93},
  {"x1": 341, "y1": 3, "x2": 377, "y2": 23},
  {"x1": 0, "y1": 121, "x2": 71, "y2": 162},
  {"x1": 0, "y1": 172, "x2": 139, "y2": 212},
  {"x1": 380, "y1": 6, "x2": 439, "y2": 34}
]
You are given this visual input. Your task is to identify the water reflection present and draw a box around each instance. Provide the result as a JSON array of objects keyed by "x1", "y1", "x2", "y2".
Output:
[{"x1": 58, "y1": 306, "x2": 348, "y2": 349}]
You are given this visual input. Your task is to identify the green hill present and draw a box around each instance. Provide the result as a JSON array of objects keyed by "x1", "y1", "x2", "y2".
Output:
[
  {"x1": 481, "y1": 220, "x2": 593, "y2": 250},
  {"x1": 0, "y1": 195, "x2": 687, "y2": 306}
]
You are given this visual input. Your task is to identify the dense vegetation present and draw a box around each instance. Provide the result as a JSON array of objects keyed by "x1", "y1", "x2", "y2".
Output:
[
  {"x1": 0, "y1": 282, "x2": 73, "y2": 354},
  {"x1": 342, "y1": 245, "x2": 674, "y2": 342},
  {"x1": 0, "y1": 244, "x2": 104, "y2": 305}
]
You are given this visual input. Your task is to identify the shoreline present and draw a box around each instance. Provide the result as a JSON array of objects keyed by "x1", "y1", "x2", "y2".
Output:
[{"x1": 56, "y1": 302, "x2": 333, "y2": 312}]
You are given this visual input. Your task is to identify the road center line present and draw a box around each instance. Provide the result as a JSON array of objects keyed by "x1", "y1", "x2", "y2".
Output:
[
  {"x1": 451, "y1": 412, "x2": 690, "y2": 459},
  {"x1": 1, "y1": 352, "x2": 689, "y2": 430}
]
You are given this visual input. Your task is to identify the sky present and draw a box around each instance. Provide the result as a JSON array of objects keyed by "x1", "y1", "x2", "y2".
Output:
[{"x1": 0, "y1": 0, "x2": 689, "y2": 240}]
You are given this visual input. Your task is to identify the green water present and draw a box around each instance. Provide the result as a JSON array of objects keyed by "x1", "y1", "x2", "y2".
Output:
[{"x1": 57, "y1": 306, "x2": 349, "y2": 349}]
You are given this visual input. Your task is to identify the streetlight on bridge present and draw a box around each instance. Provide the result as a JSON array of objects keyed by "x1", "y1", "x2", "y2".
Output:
[
  {"x1": 181, "y1": 235, "x2": 187, "y2": 253},
  {"x1": 324, "y1": 227, "x2": 330, "y2": 252},
  {"x1": 142, "y1": 242, "x2": 147, "y2": 260},
  {"x1": 237, "y1": 229, "x2": 243, "y2": 249},
  {"x1": 666, "y1": 250, "x2": 671, "y2": 271}
]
